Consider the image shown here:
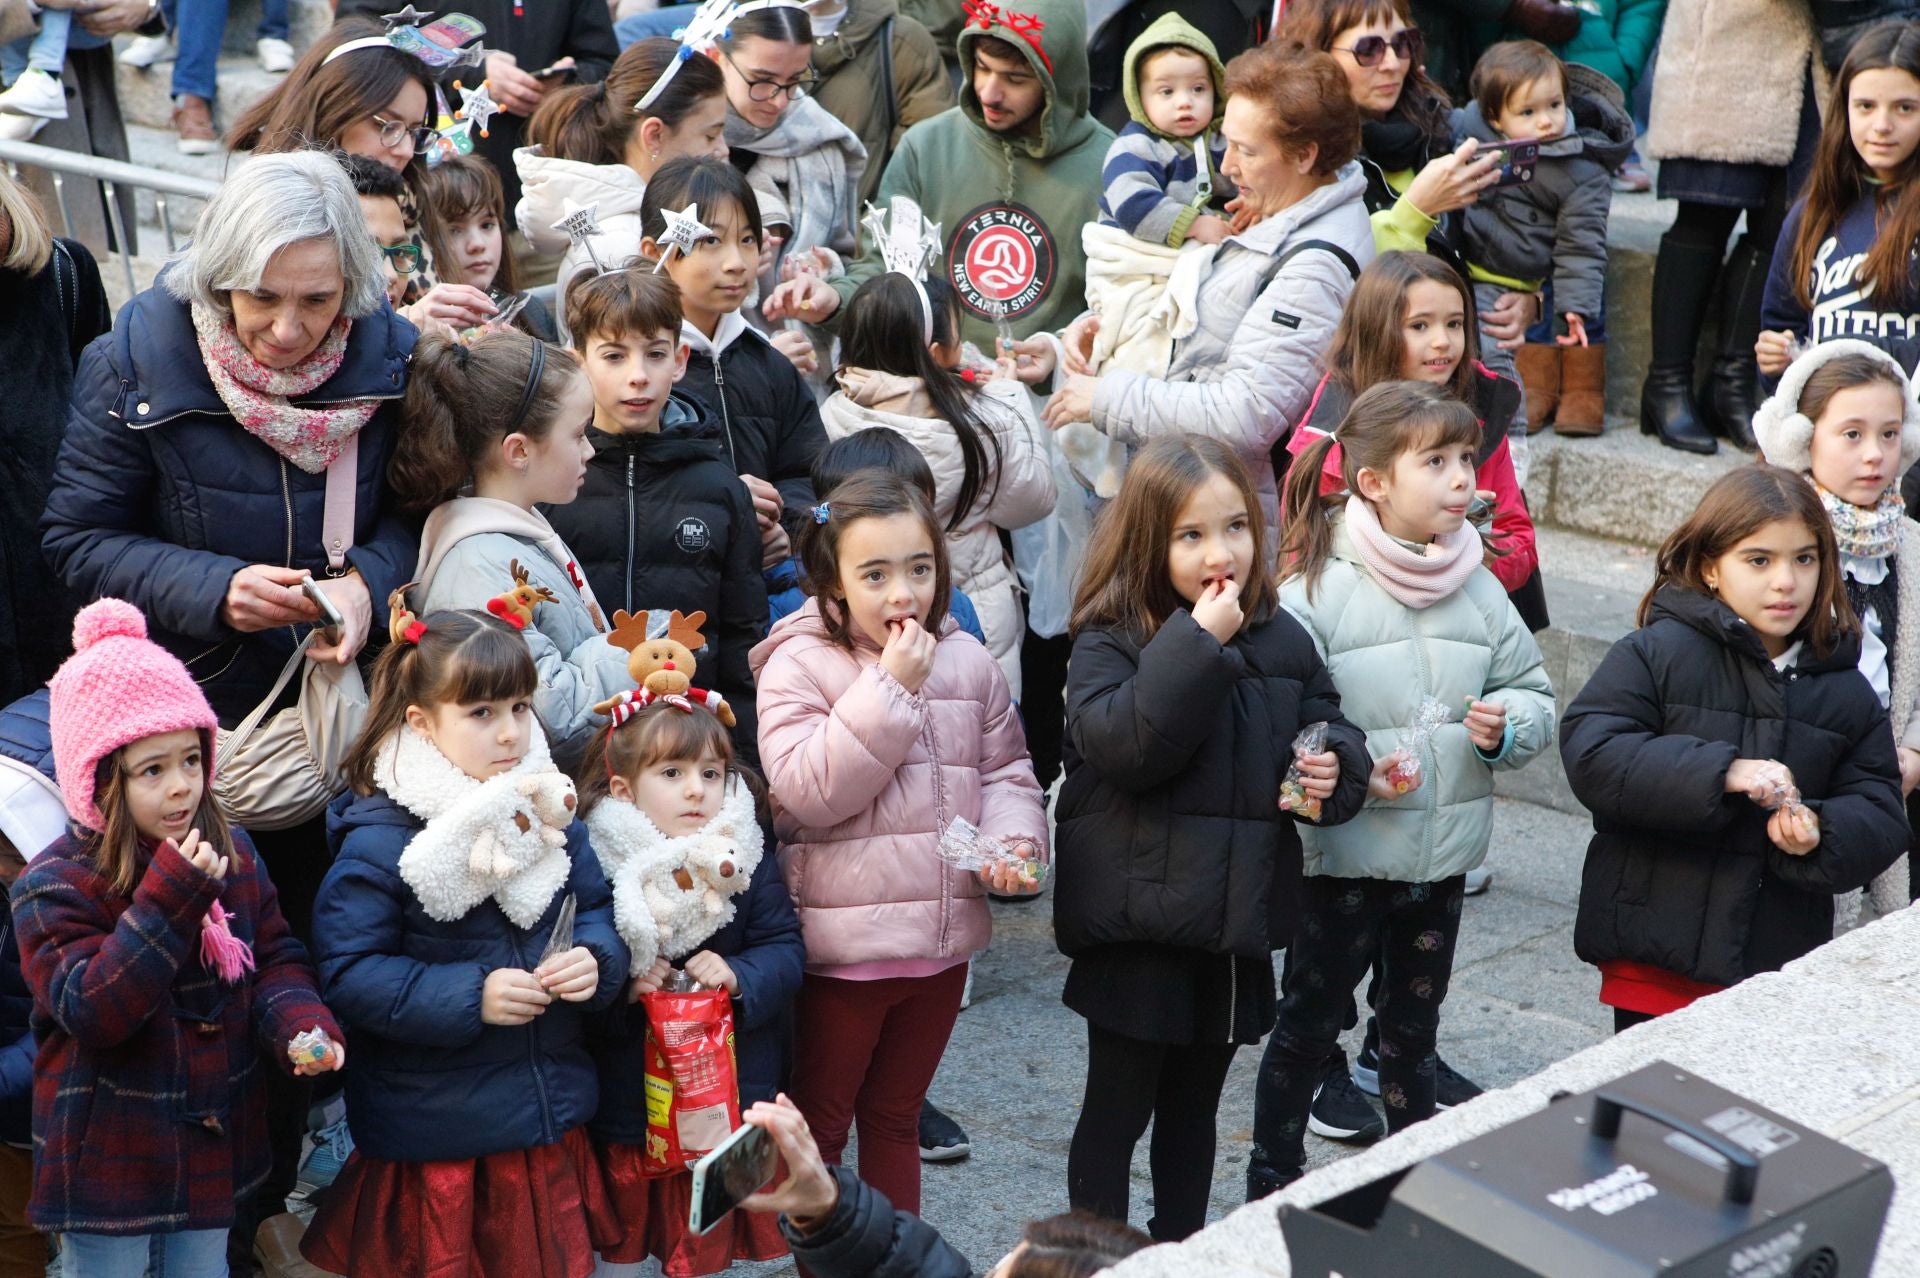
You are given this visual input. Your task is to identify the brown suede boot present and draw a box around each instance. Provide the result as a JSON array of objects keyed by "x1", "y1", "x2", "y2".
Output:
[
  {"x1": 254, "y1": 1212, "x2": 341, "y2": 1278},
  {"x1": 1555, "y1": 342, "x2": 1608, "y2": 436},
  {"x1": 1512, "y1": 343, "x2": 1560, "y2": 434}
]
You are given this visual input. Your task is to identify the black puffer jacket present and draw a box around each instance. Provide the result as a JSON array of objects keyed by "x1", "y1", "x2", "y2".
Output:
[
  {"x1": 1562, "y1": 586, "x2": 1907, "y2": 988},
  {"x1": 1052, "y1": 609, "x2": 1370, "y2": 1042},
  {"x1": 541, "y1": 394, "x2": 767, "y2": 761},
  {"x1": 780, "y1": 1166, "x2": 971, "y2": 1278},
  {"x1": 679, "y1": 319, "x2": 828, "y2": 542}
]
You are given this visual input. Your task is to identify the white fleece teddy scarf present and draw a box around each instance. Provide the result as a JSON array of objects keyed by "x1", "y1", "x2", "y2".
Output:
[
  {"x1": 379, "y1": 724, "x2": 578, "y2": 929},
  {"x1": 585, "y1": 775, "x2": 763, "y2": 963}
]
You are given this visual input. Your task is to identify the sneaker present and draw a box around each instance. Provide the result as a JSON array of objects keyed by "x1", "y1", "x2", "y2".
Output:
[
  {"x1": 1352, "y1": 1028, "x2": 1381, "y2": 1096},
  {"x1": 256, "y1": 36, "x2": 295, "y2": 73},
  {"x1": 0, "y1": 69, "x2": 66, "y2": 120},
  {"x1": 1435, "y1": 1055, "x2": 1484, "y2": 1109},
  {"x1": 1611, "y1": 160, "x2": 1652, "y2": 192},
  {"x1": 1246, "y1": 1159, "x2": 1304, "y2": 1201},
  {"x1": 1464, "y1": 865, "x2": 1493, "y2": 896},
  {"x1": 0, "y1": 112, "x2": 47, "y2": 140},
  {"x1": 171, "y1": 93, "x2": 217, "y2": 155},
  {"x1": 918, "y1": 1100, "x2": 971, "y2": 1162},
  {"x1": 1308, "y1": 1050, "x2": 1385, "y2": 1143},
  {"x1": 119, "y1": 33, "x2": 174, "y2": 67},
  {"x1": 297, "y1": 1115, "x2": 354, "y2": 1192}
]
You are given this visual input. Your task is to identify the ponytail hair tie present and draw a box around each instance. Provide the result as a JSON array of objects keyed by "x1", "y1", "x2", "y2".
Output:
[
  {"x1": 811, "y1": 502, "x2": 831, "y2": 524},
  {"x1": 388, "y1": 583, "x2": 427, "y2": 646}
]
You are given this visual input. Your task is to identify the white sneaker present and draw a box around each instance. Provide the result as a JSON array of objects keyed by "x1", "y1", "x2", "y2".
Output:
[
  {"x1": 119, "y1": 33, "x2": 174, "y2": 67},
  {"x1": 256, "y1": 36, "x2": 295, "y2": 73},
  {"x1": 0, "y1": 69, "x2": 66, "y2": 120},
  {"x1": 0, "y1": 112, "x2": 47, "y2": 140}
]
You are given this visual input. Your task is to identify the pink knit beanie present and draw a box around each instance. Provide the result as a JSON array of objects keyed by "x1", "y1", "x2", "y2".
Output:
[{"x1": 50, "y1": 599, "x2": 219, "y2": 832}]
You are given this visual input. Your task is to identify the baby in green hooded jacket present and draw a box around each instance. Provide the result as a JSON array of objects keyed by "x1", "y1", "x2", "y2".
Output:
[{"x1": 1096, "y1": 13, "x2": 1236, "y2": 249}]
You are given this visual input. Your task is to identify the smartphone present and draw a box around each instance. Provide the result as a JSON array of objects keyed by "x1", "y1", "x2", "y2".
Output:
[
  {"x1": 301, "y1": 576, "x2": 345, "y2": 645},
  {"x1": 1479, "y1": 140, "x2": 1540, "y2": 187},
  {"x1": 687, "y1": 1123, "x2": 777, "y2": 1237}
]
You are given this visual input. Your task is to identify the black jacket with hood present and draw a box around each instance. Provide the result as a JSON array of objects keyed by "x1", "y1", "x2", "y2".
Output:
[
  {"x1": 541, "y1": 392, "x2": 767, "y2": 762},
  {"x1": 1561, "y1": 586, "x2": 1908, "y2": 988},
  {"x1": 1052, "y1": 608, "x2": 1370, "y2": 1044}
]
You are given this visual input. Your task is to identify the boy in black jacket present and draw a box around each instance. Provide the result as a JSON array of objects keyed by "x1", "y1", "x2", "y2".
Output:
[{"x1": 546, "y1": 270, "x2": 767, "y2": 764}]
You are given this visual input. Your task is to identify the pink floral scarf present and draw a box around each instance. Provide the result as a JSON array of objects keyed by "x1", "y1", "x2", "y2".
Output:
[{"x1": 191, "y1": 302, "x2": 380, "y2": 474}]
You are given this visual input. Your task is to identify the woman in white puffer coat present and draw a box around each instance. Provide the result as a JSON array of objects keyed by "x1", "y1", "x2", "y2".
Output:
[{"x1": 821, "y1": 273, "x2": 1057, "y2": 696}]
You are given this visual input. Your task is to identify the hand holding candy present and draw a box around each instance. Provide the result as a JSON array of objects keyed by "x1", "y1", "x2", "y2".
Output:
[
  {"x1": 482, "y1": 968, "x2": 550, "y2": 1024},
  {"x1": 535, "y1": 945, "x2": 599, "y2": 1002},
  {"x1": 1369, "y1": 750, "x2": 1421, "y2": 801},
  {"x1": 1767, "y1": 802, "x2": 1821, "y2": 855},
  {"x1": 1278, "y1": 722, "x2": 1333, "y2": 820},
  {"x1": 288, "y1": 1026, "x2": 346, "y2": 1076},
  {"x1": 1463, "y1": 699, "x2": 1507, "y2": 752},
  {"x1": 980, "y1": 841, "x2": 1043, "y2": 894},
  {"x1": 628, "y1": 954, "x2": 675, "y2": 1002},
  {"x1": 170, "y1": 828, "x2": 228, "y2": 882},
  {"x1": 1726, "y1": 758, "x2": 1794, "y2": 805}
]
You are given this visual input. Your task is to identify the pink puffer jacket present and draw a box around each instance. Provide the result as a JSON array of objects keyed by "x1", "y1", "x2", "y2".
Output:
[{"x1": 750, "y1": 600, "x2": 1048, "y2": 971}]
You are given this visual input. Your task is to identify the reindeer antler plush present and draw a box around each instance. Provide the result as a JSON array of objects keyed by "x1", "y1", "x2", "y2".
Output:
[
  {"x1": 389, "y1": 583, "x2": 428, "y2": 645},
  {"x1": 593, "y1": 608, "x2": 736, "y2": 728},
  {"x1": 487, "y1": 559, "x2": 559, "y2": 631}
]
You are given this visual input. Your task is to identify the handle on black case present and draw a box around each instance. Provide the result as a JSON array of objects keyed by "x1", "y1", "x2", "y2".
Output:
[{"x1": 1589, "y1": 1090, "x2": 1761, "y2": 1206}]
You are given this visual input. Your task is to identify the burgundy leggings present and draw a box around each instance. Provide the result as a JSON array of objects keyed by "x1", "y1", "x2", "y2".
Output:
[{"x1": 788, "y1": 964, "x2": 967, "y2": 1216}]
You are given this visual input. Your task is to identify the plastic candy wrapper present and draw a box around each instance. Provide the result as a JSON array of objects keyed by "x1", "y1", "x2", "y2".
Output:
[
  {"x1": 538, "y1": 892, "x2": 577, "y2": 965},
  {"x1": 937, "y1": 815, "x2": 1045, "y2": 887},
  {"x1": 1278, "y1": 721, "x2": 1330, "y2": 821},
  {"x1": 639, "y1": 988, "x2": 740, "y2": 1174},
  {"x1": 1387, "y1": 696, "x2": 1453, "y2": 794},
  {"x1": 287, "y1": 1026, "x2": 336, "y2": 1067},
  {"x1": 1756, "y1": 774, "x2": 1821, "y2": 834}
]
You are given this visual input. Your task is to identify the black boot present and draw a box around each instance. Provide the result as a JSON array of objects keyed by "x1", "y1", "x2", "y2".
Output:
[
  {"x1": 1639, "y1": 233, "x2": 1722, "y2": 455},
  {"x1": 1703, "y1": 235, "x2": 1769, "y2": 451}
]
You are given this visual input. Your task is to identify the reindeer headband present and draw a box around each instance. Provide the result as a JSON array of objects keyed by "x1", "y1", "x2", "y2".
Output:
[{"x1": 861, "y1": 196, "x2": 943, "y2": 343}]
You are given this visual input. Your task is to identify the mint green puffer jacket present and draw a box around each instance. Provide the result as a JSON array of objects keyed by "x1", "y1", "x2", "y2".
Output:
[{"x1": 1280, "y1": 516, "x2": 1556, "y2": 883}]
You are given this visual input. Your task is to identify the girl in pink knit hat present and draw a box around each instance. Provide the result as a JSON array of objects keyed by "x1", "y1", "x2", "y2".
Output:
[{"x1": 10, "y1": 598, "x2": 344, "y2": 1274}]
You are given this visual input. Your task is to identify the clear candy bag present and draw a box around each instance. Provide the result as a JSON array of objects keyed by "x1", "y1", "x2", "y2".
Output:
[
  {"x1": 287, "y1": 1026, "x2": 336, "y2": 1067},
  {"x1": 1278, "y1": 721, "x2": 1330, "y2": 821},
  {"x1": 1387, "y1": 696, "x2": 1453, "y2": 794},
  {"x1": 539, "y1": 892, "x2": 577, "y2": 964},
  {"x1": 937, "y1": 816, "x2": 1045, "y2": 886}
]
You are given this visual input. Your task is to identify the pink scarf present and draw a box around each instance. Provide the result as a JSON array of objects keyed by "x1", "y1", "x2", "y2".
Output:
[
  {"x1": 191, "y1": 302, "x2": 380, "y2": 474},
  {"x1": 1343, "y1": 495, "x2": 1481, "y2": 609}
]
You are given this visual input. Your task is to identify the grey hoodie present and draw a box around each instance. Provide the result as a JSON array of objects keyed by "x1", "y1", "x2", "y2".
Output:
[{"x1": 1451, "y1": 92, "x2": 1635, "y2": 322}]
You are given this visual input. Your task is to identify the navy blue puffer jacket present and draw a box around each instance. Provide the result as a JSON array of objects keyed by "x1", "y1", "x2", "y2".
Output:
[
  {"x1": 40, "y1": 284, "x2": 419, "y2": 725},
  {"x1": 315, "y1": 789, "x2": 630, "y2": 1162}
]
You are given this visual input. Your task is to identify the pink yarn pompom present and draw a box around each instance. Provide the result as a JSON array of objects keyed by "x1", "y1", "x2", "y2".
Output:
[
  {"x1": 71, "y1": 598, "x2": 148, "y2": 650},
  {"x1": 200, "y1": 900, "x2": 257, "y2": 984}
]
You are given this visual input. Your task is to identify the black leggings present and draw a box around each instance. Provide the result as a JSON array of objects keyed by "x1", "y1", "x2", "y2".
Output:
[
  {"x1": 1252, "y1": 876, "x2": 1466, "y2": 1176},
  {"x1": 1068, "y1": 1024, "x2": 1238, "y2": 1243}
]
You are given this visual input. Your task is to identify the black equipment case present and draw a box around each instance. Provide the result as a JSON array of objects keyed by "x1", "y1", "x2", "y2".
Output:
[{"x1": 1279, "y1": 1060, "x2": 1892, "y2": 1277}]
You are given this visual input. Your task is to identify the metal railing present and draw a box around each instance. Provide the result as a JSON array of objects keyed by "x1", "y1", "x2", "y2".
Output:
[{"x1": 0, "y1": 137, "x2": 219, "y2": 299}]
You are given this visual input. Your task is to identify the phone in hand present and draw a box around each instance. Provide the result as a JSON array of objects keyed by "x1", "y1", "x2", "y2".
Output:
[
  {"x1": 688, "y1": 1122, "x2": 777, "y2": 1236},
  {"x1": 1479, "y1": 140, "x2": 1540, "y2": 187},
  {"x1": 301, "y1": 576, "x2": 345, "y2": 645}
]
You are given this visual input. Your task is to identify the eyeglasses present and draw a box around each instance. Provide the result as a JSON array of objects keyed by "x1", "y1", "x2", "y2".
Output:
[
  {"x1": 380, "y1": 242, "x2": 424, "y2": 275},
  {"x1": 372, "y1": 113, "x2": 435, "y2": 152},
  {"x1": 719, "y1": 47, "x2": 818, "y2": 101},
  {"x1": 1332, "y1": 28, "x2": 1423, "y2": 68}
]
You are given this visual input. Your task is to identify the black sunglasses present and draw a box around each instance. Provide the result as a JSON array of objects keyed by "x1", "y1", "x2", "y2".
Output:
[{"x1": 1334, "y1": 28, "x2": 1423, "y2": 68}]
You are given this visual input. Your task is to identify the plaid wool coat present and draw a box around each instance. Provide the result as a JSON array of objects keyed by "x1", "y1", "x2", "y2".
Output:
[{"x1": 11, "y1": 830, "x2": 339, "y2": 1234}]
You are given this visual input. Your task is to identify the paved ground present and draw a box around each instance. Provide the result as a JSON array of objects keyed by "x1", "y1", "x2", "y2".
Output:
[{"x1": 729, "y1": 795, "x2": 1604, "y2": 1275}]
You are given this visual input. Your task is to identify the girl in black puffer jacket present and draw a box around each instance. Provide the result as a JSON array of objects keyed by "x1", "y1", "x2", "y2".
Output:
[
  {"x1": 1052, "y1": 438, "x2": 1371, "y2": 1242},
  {"x1": 1562, "y1": 465, "x2": 1908, "y2": 1034}
]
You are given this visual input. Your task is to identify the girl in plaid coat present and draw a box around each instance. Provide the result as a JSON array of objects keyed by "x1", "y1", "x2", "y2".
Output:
[{"x1": 10, "y1": 599, "x2": 344, "y2": 1272}]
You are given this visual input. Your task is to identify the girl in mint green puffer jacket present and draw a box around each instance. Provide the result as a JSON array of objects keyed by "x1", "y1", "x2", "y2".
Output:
[{"x1": 1247, "y1": 381, "x2": 1554, "y2": 1196}]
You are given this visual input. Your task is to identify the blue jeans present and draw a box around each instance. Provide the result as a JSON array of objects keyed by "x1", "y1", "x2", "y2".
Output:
[
  {"x1": 615, "y1": 3, "x2": 699, "y2": 46},
  {"x1": 1, "y1": 8, "x2": 71, "y2": 82},
  {"x1": 155, "y1": 0, "x2": 281, "y2": 101},
  {"x1": 61, "y1": 1229, "x2": 228, "y2": 1277}
]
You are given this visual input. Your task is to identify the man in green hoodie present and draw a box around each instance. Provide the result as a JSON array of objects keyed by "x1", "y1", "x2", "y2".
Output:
[{"x1": 764, "y1": 0, "x2": 1115, "y2": 355}]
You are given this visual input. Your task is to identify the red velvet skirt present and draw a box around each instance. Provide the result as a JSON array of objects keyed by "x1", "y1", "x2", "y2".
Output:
[
  {"x1": 300, "y1": 1127, "x2": 600, "y2": 1278},
  {"x1": 587, "y1": 1139, "x2": 789, "y2": 1275}
]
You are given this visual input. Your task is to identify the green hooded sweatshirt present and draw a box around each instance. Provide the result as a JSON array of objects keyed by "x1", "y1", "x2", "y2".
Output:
[
  {"x1": 1121, "y1": 12, "x2": 1227, "y2": 137},
  {"x1": 828, "y1": 0, "x2": 1115, "y2": 352}
]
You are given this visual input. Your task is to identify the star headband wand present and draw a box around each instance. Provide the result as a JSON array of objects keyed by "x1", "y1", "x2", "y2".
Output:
[
  {"x1": 653, "y1": 202, "x2": 713, "y2": 274},
  {"x1": 552, "y1": 203, "x2": 609, "y2": 276}
]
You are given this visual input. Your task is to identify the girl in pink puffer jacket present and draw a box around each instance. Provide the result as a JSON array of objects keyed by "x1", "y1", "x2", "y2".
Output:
[{"x1": 749, "y1": 470, "x2": 1048, "y2": 1219}]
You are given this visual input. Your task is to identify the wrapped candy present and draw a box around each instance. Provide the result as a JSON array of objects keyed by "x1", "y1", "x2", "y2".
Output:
[
  {"x1": 1756, "y1": 774, "x2": 1821, "y2": 836},
  {"x1": 936, "y1": 816, "x2": 1045, "y2": 887},
  {"x1": 1387, "y1": 696, "x2": 1453, "y2": 794},
  {"x1": 287, "y1": 1026, "x2": 337, "y2": 1067},
  {"x1": 1278, "y1": 721, "x2": 1330, "y2": 821}
]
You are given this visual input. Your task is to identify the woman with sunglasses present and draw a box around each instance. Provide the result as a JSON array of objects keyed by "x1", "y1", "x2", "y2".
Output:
[
  {"x1": 713, "y1": 3, "x2": 866, "y2": 377},
  {"x1": 229, "y1": 18, "x2": 499, "y2": 334}
]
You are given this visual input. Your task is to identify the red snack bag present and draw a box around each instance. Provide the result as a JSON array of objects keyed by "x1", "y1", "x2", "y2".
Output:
[{"x1": 639, "y1": 988, "x2": 741, "y2": 1175}]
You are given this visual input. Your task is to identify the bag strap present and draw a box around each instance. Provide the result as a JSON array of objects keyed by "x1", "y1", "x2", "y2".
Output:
[
  {"x1": 322, "y1": 432, "x2": 358, "y2": 575},
  {"x1": 1254, "y1": 238, "x2": 1362, "y2": 298},
  {"x1": 878, "y1": 16, "x2": 897, "y2": 147},
  {"x1": 51, "y1": 239, "x2": 78, "y2": 355},
  {"x1": 224, "y1": 631, "x2": 318, "y2": 754}
]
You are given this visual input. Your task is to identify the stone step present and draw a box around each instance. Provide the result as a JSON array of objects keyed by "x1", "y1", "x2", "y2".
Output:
[
  {"x1": 218, "y1": 0, "x2": 334, "y2": 58},
  {"x1": 1523, "y1": 422, "x2": 1747, "y2": 546},
  {"x1": 114, "y1": 48, "x2": 286, "y2": 133}
]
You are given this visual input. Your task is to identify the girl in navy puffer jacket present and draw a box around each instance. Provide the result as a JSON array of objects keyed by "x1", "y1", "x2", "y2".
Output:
[{"x1": 302, "y1": 603, "x2": 629, "y2": 1278}]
